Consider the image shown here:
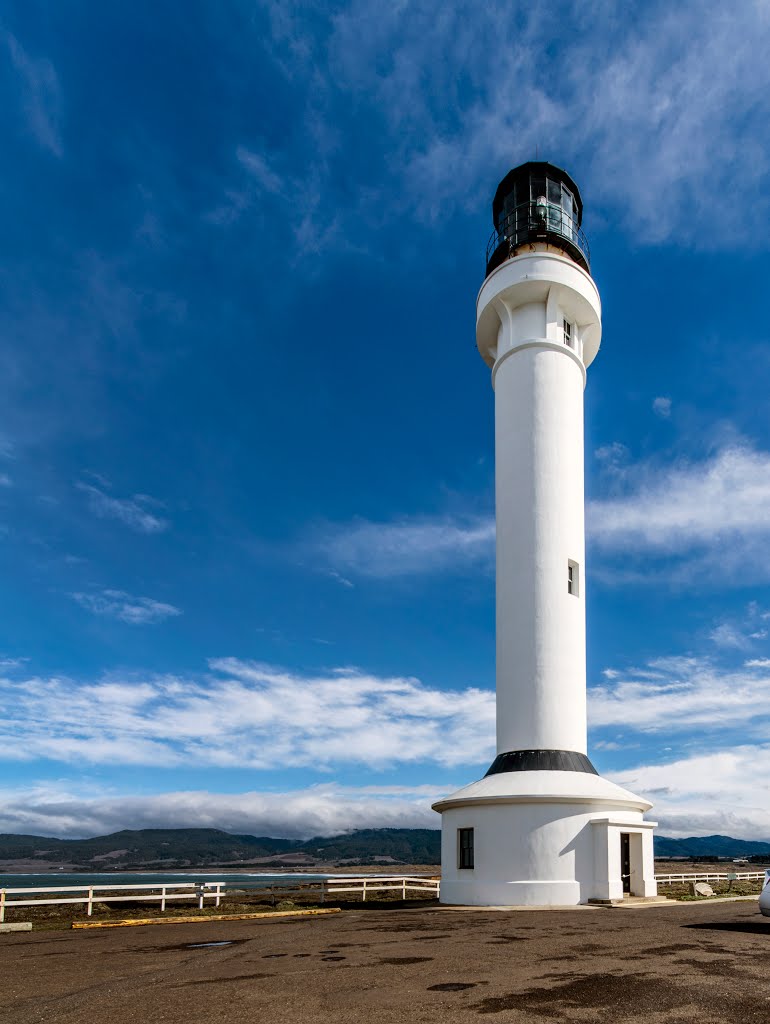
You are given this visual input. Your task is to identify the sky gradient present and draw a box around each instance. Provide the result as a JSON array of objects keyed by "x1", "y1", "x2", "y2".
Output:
[{"x1": 3, "y1": 1, "x2": 770, "y2": 840}]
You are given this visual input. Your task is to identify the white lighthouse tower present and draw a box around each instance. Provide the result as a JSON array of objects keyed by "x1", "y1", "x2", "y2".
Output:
[{"x1": 433, "y1": 162, "x2": 658, "y2": 906}]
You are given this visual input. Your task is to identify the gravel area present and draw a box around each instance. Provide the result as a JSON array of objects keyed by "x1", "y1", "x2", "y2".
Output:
[{"x1": 5, "y1": 899, "x2": 770, "y2": 1022}]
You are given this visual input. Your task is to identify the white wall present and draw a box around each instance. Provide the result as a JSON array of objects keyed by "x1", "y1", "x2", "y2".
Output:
[
  {"x1": 438, "y1": 800, "x2": 657, "y2": 906},
  {"x1": 494, "y1": 342, "x2": 587, "y2": 754}
]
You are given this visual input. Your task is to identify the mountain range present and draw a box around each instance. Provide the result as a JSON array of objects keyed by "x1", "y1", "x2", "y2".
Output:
[{"x1": 1, "y1": 828, "x2": 769, "y2": 870}]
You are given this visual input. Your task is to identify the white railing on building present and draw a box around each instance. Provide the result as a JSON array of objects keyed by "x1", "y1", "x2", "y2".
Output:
[{"x1": 0, "y1": 881, "x2": 223, "y2": 922}]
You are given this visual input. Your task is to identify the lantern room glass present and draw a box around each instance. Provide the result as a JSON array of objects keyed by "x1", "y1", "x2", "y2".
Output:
[{"x1": 487, "y1": 163, "x2": 589, "y2": 276}]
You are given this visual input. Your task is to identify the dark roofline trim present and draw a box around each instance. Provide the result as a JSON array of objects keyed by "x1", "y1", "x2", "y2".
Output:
[{"x1": 485, "y1": 749, "x2": 598, "y2": 776}]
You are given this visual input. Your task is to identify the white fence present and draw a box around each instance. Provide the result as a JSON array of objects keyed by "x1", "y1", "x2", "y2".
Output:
[
  {"x1": 0, "y1": 881, "x2": 224, "y2": 922},
  {"x1": 319, "y1": 876, "x2": 440, "y2": 901},
  {"x1": 0, "y1": 875, "x2": 440, "y2": 922},
  {"x1": 655, "y1": 871, "x2": 766, "y2": 886}
]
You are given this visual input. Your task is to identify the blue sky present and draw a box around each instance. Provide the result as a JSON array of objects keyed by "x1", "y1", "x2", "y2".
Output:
[{"x1": 3, "y1": 1, "x2": 770, "y2": 840}]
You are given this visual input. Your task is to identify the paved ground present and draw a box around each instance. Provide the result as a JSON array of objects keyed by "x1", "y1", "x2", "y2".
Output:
[{"x1": 5, "y1": 900, "x2": 770, "y2": 1022}]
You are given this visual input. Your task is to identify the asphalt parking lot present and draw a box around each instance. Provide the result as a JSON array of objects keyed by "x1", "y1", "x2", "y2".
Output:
[{"x1": 5, "y1": 901, "x2": 770, "y2": 1023}]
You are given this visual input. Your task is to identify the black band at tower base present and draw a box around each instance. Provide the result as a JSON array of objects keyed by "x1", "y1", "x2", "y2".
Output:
[{"x1": 485, "y1": 749, "x2": 598, "y2": 776}]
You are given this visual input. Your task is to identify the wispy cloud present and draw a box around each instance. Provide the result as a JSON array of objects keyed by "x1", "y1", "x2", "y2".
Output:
[
  {"x1": 0, "y1": 658, "x2": 494, "y2": 770},
  {"x1": 312, "y1": 516, "x2": 494, "y2": 578},
  {"x1": 2, "y1": 31, "x2": 62, "y2": 157},
  {"x1": 589, "y1": 648, "x2": 770, "y2": 738},
  {"x1": 77, "y1": 482, "x2": 168, "y2": 534},
  {"x1": 652, "y1": 396, "x2": 672, "y2": 419},
  {"x1": 72, "y1": 590, "x2": 181, "y2": 625},
  {"x1": 236, "y1": 146, "x2": 284, "y2": 194},
  {"x1": 216, "y1": 1, "x2": 770, "y2": 252}
]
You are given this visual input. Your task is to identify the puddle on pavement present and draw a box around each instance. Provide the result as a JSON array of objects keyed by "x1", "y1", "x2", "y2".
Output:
[
  {"x1": 186, "y1": 941, "x2": 234, "y2": 949},
  {"x1": 380, "y1": 956, "x2": 434, "y2": 965}
]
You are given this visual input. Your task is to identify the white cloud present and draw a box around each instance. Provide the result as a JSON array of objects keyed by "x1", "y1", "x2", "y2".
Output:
[
  {"x1": 310, "y1": 442, "x2": 770, "y2": 584},
  {"x1": 313, "y1": 516, "x2": 495, "y2": 578},
  {"x1": 72, "y1": 590, "x2": 182, "y2": 625},
  {"x1": 652, "y1": 396, "x2": 672, "y2": 419},
  {"x1": 590, "y1": 444, "x2": 770, "y2": 550},
  {"x1": 0, "y1": 781, "x2": 443, "y2": 840},
  {"x1": 609, "y1": 746, "x2": 770, "y2": 841},
  {"x1": 2, "y1": 31, "x2": 62, "y2": 157},
  {"x1": 588, "y1": 443, "x2": 770, "y2": 583},
  {"x1": 77, "y1": 482, "x2": 168, "y2": 533},
  {"x1": 709, "y1": 623, "x2": 755, "y2": 650},
  {"x1": 0, "y1": 474, "x2": 11, "y2": 487},
  {"x1": 589, "y1": 644, "x2": 770, "y2": 737},
  {"x1": 0, "y1": 659, "x2": 495, "y2": 770}
]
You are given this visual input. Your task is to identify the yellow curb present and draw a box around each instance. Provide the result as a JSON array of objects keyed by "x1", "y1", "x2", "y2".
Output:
[{"x1": 72, "y1": 908, "x2": 342, "y2": 929}]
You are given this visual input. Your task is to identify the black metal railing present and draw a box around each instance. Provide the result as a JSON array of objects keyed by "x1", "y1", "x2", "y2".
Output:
[{"x1": 485, "y1": 200, "x2": 590, "y2": 276}]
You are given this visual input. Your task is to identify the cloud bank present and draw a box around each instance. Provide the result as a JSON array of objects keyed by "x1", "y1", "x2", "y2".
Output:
[{"x1": 0, "y1": 782, "x2": 443, "y2": 840}]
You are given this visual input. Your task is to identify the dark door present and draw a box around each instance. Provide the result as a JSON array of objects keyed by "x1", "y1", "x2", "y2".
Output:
[{"x1": 620, "y1": 833, "x2": 631, "y2": 894}]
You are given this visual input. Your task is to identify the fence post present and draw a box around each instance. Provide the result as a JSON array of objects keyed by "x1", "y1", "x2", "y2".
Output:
[
  {"x1": 198, "y1": 886, "x2": 204, "y2": 910},
  {"x1": 161, "y1": 887, "x2": 166, "y2": 912},
  {"x1": 362, "y1": 879, "x2": 367, "y2": 902},
  {"x1": 215, "y1": 884, "x2": 221, "y2": 909},
  {"x1": 402, "y1": 878, "x2": 406, "y2": 900},
  {"x1": 0, "y1": 889, "x2": 5, "y2": 923},
  {"x1": 87, "y1": 887, "x2": 94, "y2": 917}
]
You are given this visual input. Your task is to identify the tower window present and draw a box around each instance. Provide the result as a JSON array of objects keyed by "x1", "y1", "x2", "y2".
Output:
[
  {"x1": 563, "y1": 318, "x2": 574, "y2": 349},
  {"x1": 458, "y1": 828, "x2": 474, "y2": 869},
  {"x1": 567, "y1": 560, "x2": 580, "y2": 597}
]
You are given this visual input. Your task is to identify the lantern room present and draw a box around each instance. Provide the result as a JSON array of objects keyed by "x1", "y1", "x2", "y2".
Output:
[{"x1": 485, "y1": 161, "x2": 590, "y2": 277}]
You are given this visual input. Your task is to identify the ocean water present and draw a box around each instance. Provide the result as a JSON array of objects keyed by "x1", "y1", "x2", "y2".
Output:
[{"x1": 0, "y1": 871, "x2": 335, "y2": 890}]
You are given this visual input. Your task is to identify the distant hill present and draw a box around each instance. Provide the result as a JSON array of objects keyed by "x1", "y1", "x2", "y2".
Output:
[
  {"x1": 1, "y1": 828, "x2": 769, "y2": 870},
  {"x1": 653, "y1": 834, "x2": 770, "y2": 858},
  {"x1": 0, "y1": 827, "x2": 442, "y2": 869},
  {"x1": 0, "y1": 829, "x2": 299, "y2": 867}
]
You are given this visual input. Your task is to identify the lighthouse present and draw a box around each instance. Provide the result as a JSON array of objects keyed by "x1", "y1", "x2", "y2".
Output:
[{"x1": 432, "y1": 162, "x2": 658, "y2": 906}]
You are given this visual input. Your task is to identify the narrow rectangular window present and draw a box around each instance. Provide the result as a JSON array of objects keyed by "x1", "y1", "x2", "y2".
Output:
[
  {"x1": 458, "y1": 828, "x2": 474, "y2": 869},
  {"x1": 563, "y1": 318, "x2": 573, "y2": 348},
  {"x1": 567, "y1": 559, "x2": 580, "y2": 597}
]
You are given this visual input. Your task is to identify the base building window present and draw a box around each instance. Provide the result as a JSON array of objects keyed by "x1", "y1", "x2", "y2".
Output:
[{"x1": 458, "y1": 827, "x2": 474, "y2": 869}]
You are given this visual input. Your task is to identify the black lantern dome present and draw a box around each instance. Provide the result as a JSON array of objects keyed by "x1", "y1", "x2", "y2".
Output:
[{"x1": 485, "y1": 161, "x2": 590, "y2": 277}]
